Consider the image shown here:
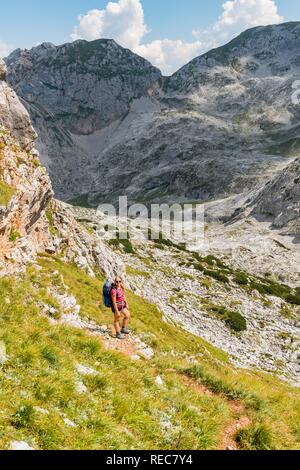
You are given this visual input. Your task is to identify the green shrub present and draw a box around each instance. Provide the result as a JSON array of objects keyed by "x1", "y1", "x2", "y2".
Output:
[
  {"x1": 250, "y1": 280, "x2": 290, "y2": 298},
  {"x1": 0, "y1": 180, "x2": 15, "y2": 206},
  {"x1": 204, "y1": 269, "x2": 229, "y2": 284},
  {"x1": 11, "y1": 404, "x2": 35, "y2": 429},
  {"x1": 234, "y1": 272, "x2": 249, "y2": 286},
  {"x1": 203, "y1": 255, "x2": 228, "y2": 270},
  {"x1": 46, "y1": 208, "x2": 58, "y2": 236},
  {"x1": 119, "y1": 238, "x2": 135, "y2": 254},
  {"x1": 41, "y1": 346, "x2": 59, "y2": 366},
  {"x1": 84, "y1": 374, "x2": 108, "y2": 392},
  {"x1": 225, "y1": 311, "x2": 247, "y2": 332},
  {"x1": 209, "y1": 305, "x2": 247, "y2": 332},
  {"x1": 285, "y1": 294, "x2": 300, "y2": 306},
  {"x1": 108, "y1": 232, "x2": 135, "y2": 254},
  {"x1": 9, "y1": 230, "x2": 21, "y2": 242},
  {"x1": 235, "y1": 424, "x2": 274, "y2": 450}
]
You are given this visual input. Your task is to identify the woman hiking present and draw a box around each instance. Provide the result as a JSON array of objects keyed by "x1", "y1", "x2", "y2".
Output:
[{"x1": 111, "y1": 276, "x2": 131, "y2": 340}]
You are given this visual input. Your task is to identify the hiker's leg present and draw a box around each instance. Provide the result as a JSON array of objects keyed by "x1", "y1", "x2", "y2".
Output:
[
  {"x1": 122, "y1": 308, "x2": 130, "y2": 329},
  {"x1": 114, "y1": 310, "x2": 121, "y2": 334}
]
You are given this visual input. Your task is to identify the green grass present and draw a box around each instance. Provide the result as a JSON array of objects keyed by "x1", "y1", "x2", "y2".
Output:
[
  {"x1": 0, "y1": 180, "x2": 15, "y2": 207},
  {"x1": 9, "y1": 230, "x2": 21, "y2": 243},
  {"x1": 234, "y1": 272, "x2": 249, "y2": 286},
  {"x1": 45, "y1": 207, "x2": 58, "y2": 237},
  {"x1": 108, "y1": 236, "x2": 136, "y2": 255},
  {"x1": 235, "y1": 424, "x2": 274, "y2": 450},
  {"x1": 0, "y1": 256, "x2": 300, "y2": 450},
  {"x1": 126, "y1": 266, "x2": 151, "y2": 279},
  {"x1": 68, "y1": 193, "x2": 92, "y2": 208},
  {"x1": 183, "y1": 365, "x2": 264, "y2": 411}
]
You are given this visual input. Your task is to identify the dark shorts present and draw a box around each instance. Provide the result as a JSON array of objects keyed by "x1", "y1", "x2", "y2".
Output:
[{"x1": 112, "y1": 302, "x2": 126, "y2": 314}]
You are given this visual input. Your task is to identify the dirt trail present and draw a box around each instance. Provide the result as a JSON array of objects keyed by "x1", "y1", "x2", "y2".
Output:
[
  {"x1": 102, "y1": 328, "x2": 154, "y2": 360},
  {"x1": 218, "y1": 401, "x2": 251, "y2": 451},
  {"x1": 58, "y1": 311, "x2": 154, "y2": 361},
  {"x1": 182, "y1": 375, "x2": 251, "y2": 450}
]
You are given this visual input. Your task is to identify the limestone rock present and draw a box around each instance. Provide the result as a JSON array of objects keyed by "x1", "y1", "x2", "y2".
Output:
[
  {"x1": 76, "y1": 364, "x2": 98, "y2": 376},
  {"x1": 63, "y1": 418, "x2": 78, "y2": 428},
  {"x1": 0, "y1": 59, "x2": 36, "y2": 150},
  {"x1": 10, "y1": 441, "x2": 35, "y2": 451},
  {"x1": 155, "y1": 376, "x2": 164, "y2": 387},
  {"x1": 249, "y1": 158, "x2": 300, "y2": 233},
  {"x1": 75, "y1": 380, "x2": 88, "y2": 395},
  {"x1": 0, "y1": 341, "x2": 8, "y2": 365}
]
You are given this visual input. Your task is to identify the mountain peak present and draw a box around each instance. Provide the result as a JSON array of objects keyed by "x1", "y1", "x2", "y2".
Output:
[{"x1": 166, "y1": 21, "x2": 300, "y2": 91}]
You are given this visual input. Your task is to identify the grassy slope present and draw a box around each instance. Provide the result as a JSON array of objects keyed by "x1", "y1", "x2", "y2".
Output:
[
  {"x1": 0, "y1": 181, "x2": 15, "y2": 207},
  {"x1": 0, "y1": 254, "x2": 299, "y2": 450}
]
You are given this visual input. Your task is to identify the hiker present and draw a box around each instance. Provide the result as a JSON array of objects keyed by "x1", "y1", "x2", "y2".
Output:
[{"x1": 111, "y1": 277, "x2": 131, "y2": 340}]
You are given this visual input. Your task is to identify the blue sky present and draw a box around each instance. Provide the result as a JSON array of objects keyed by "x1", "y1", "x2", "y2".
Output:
[{"x1": 1, "y1": 0, "x2": 300, "y2": 74}]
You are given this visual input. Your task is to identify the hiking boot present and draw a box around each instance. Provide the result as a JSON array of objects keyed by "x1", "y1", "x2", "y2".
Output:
[
  {"x1": 121, "y1": 328, "x2": 131, "y2": 335},
  {"x1": 116, "y1": 332, "x2": 126, "y2": 340}
]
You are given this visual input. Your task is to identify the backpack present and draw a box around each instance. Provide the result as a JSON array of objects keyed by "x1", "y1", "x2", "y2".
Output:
[{"x1": 103, "y1": 281, "x2": 113, "y2": 308}]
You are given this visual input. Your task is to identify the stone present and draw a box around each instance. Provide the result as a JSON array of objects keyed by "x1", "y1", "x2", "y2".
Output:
[
  {"x1": 138, "y1": 346, "x2": 154, "y2": 361},
  {"x1": 34, "y1": 407, "x2": 50, "y2": 415},
  {"x1": 10, "y1": 441, "x2": 35, "y2": 451},
  {"x1": 0, "y1": 341, "x2": 8, "y2": 365},
  {"x1": 250, "y1": 159, "x2": 300, "y2": 233},
  {"x1": 76, "y1": 364, "x2": 98, "y2": 376},
  {"x1": 155, "y1": 376, "x2": 164, "y2": 387},
  {"x1": 75, "y1": 380, "x2": 88, "y2": 395},
  {"x1": 160, "y1": 418, "x2": 173, "y2": 431},
  {"x1": 63, "y1": 418, "x2": 78, "y2": 428},
  {"x1": 131, "y1": 355, "x2": 141, "y2": 361}
]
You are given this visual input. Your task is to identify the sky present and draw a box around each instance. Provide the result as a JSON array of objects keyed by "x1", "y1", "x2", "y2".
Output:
[{"x1": 1, "y1": 0, "x2": 300, "y2": 75}]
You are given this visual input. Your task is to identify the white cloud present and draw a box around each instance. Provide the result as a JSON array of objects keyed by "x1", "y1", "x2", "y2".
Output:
[
  {"x1": 135, "y1": 39, "x2": 204, "y2": 76},
  {"x1": 193, "y1": 0, "x2": 283, "y2": 44},
  {"x1": 0, "y1": 40, "x2": 14, "y2": 58},
  {"x1": 71, "y1": 0, "x2": 284, "y2": 75},
  {"x1": 71, "y1": 0, "x2": 147, "y2": 50}
]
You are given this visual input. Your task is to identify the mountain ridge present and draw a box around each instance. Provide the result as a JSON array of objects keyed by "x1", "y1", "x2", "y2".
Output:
[{"x1": 5, "y1": 22, "x2": 300, "y2": 215}]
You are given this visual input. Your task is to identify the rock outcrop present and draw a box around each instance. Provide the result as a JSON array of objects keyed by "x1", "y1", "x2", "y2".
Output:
[
  {"x1": 249, "y1": 158, "x2": 300, "y2": 233},
  {"x1": 0, "y1": 59, "x2": 36, "y2": 150},
  {"x1": 0, "y1": 58, "x2": 123, "y2": 278},
  {"x1": 5, "y1": 23, "x2": 300, "y2": 206}
]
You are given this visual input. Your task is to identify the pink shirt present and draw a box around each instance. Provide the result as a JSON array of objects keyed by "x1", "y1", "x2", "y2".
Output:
[{"x1": 111, "y1": 287, "x2": 125, "y2": 306}]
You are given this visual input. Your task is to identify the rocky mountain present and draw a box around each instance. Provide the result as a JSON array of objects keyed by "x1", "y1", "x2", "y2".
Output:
[
  {"x1": 5, "y1": 22, "x2": 300, "y2": 206},
  {"x1": 249, "y1": 158, "x2": 300, "y2": 233},
  {"x1": 0, "y1": 58, "x2": 122, "y2": 279},
  {"x1": 5, "y1": 40, "x2": 161, "y2": 202}
]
